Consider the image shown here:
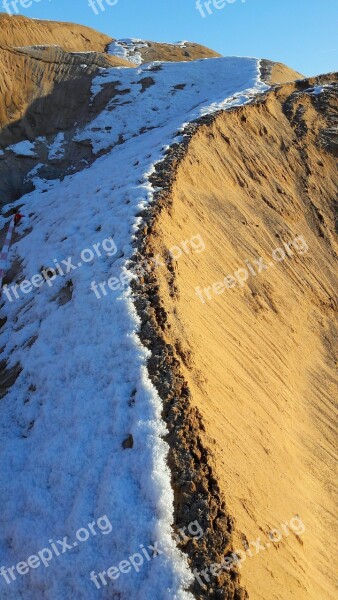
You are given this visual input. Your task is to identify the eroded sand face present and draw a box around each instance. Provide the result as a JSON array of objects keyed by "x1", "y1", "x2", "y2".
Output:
[{"x1": 145, "y1": 79, "x2": 337, "y2": 600}]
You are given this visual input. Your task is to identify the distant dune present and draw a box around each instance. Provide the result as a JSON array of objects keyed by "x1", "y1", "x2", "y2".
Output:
[
  {"x1": 0, "y1": 13, "x2": 302, "y2": 132},
  {"x1": 0, "y1": 13, "x2": 113, "y2": 51},
  {"x1": 0, "y1": 13, "x2": 133, "y2": 130},
  {"x1": 109, "y1": 39, "x2": 221, "y2": 64}
]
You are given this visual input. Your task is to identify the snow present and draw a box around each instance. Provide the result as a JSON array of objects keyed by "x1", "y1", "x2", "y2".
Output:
[
  {"x1": 0, "y1": 55, "x2": 268, "y2": 599},
  {"x1": 107, "y1": 39, "x2": 195, "y2": 65},
  {"x1": 48, "y1": 132, "x2": 66, "y2": 160},
  {"x1": 85, "y1": 57, "x2": 268, "y2": 154},
  {"x1": 24, "y1": 163, "x2": 46, "y2": 186},
  {"x1": 301, "y1": 84, "x2": 334, "y2": 96},
  {"x1": 107, "y1": 39, "x2": 149, "y2": 65},
  {"x1": 172, "y1": 41, "x2": 188, "y2": 48},
  {"x1": 312, "y1": 85, "x2": 325, "y2": 95},
  {"x1": 8, "y1": 140, "x2": 37, "y2": 158}
]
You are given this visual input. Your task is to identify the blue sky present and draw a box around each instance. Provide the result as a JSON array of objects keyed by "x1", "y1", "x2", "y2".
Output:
[{"x1": 2, "y1": 0, "x2": 337, "y2": 76}]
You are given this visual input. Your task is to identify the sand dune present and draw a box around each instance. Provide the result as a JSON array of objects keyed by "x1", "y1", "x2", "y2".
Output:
[
  {"x1": 0, "y1": 13, "x2": 336, "y2": 600},
  {"x1": 139, "y1": 74, "x2": 337, "y2": 600},
  {"x1": 0, "y1": 13, "x2": 112, "y2": 51},
  {"x1": 0, "y1": 14, "x2": 300, "y2": 133},
  {"x1": 0, "y1": 13, "x2": 132, "y2": 130}
]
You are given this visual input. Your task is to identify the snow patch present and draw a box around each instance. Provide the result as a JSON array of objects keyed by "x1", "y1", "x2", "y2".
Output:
[
  {"x1": 107, "y1": 38, "x2": 149, "y2": 65},
  {"x1": 8, "y1": 140, "x2": 37, "y2": 157},
  {"x1": 48, "y1": 132, "x2": 66, "y2": 160}
]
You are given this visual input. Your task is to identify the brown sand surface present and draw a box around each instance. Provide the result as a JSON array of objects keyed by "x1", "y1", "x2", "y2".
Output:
[
  {"x1": 142, "y1": 77, "x2": 337, "y2": 600},
  {"x1": 261, "y1": 60, "x2": 303, "y2": 84},
  {"x1": 0, "y1": 13, "x2": 113, "y2": 51},
  {"x1": 0, "y1": 13, "x2": 132, "y2": 130},
  {"x1": 133, "y1": 41, "x2": 221, "y2": 63}
]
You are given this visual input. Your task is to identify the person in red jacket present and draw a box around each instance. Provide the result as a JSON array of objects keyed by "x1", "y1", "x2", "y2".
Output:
[{"x1": 13, "y1": 212, "x2": 24, "y2": 227}]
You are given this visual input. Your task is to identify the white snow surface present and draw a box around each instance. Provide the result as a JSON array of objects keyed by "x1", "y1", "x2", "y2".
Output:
[
  {"x1": 85, "y1": 57, "x2": 268, "y2": 154},
  {"x1": 48, "y1": 132, "x2": 66, "y2": 160},
  {"x1": 108, "y1": 38, "x2": 149, "y2": 65},
  {"x1": 0, "y1": 57, "x2": 268, "y2": 599},
  {"x1": 306, "y1": 84, "x2": 334, "y2": 95},
  {"x1": 298, "y1": 84, "x2": 335, "y2": 97},
  {"x1": 8, "y1": 140, "x2": 37, "y2": 158}
]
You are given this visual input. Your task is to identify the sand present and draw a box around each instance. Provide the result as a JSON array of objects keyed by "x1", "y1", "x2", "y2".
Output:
[
  {"x1": 142, "y1": 75, "x2": 338, "y2": 600},
  {"x1": 131, "y1": 41, "x2": 221, "y2": 64},
  {"x1": 1, "y1": 13, "x2": 336, "y2": 599}
]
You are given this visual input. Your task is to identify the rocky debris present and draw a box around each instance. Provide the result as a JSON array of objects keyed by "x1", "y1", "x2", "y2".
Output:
[
  {"x1": 138, "y1": 77, "x2": 156, "y2": 93},
  {"x1": 0, "y1": 360, "x2": 22, "y2": 400},
  {"x1": 54, "y1": 280, "x2": 74, "y2": 306},
  {"x1": 133, "y1": 274, "x2": 246, "y2": 598},
  {"x1": 122, "y1": 434, "x2": 134, "y2": 449},
  {"x1": 283, "y1": 77, "x2": 338, "y2": 146}
]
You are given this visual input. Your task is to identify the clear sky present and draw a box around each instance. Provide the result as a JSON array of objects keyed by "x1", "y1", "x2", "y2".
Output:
[{"x1": 2, "y1": 0, "x2": 337, "y2": 76}]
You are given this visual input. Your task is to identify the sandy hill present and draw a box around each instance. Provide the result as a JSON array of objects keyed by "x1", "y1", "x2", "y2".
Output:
[
  {"x1": 0, "y1": 14, "x2": 133, "y2": 130},
  {"x1": 139, "y1": 73, "x2": 337, "y2": 600},
  {"x1": 0, "y1": 14, "x2": 302, "y2": 133},
  {"x1": 138, "y1": 40, "x2": 221, "y2": 63},
  {"x1": 0, "y1": 13, "x2": 112, "y2": 51},
  {"x1": 260, "y1": 59, "x2": 303, "y2": 84},
  {"x1": 1, "y1": 13, "x2": 336, "y2": 600},
  {"x1": 107, "y1": 38, "x2": 221, "y2": 64}
]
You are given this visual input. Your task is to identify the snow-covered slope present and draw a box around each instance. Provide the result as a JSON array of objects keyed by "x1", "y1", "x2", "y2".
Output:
[
  {"x1": 0, "y1": 57, "x2": 268, "y2": 599},
  {"x1": 79, "y1": 57, "x2": 268, "y2": 153}
]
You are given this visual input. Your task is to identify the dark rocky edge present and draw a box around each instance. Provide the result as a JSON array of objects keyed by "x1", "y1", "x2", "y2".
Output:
[{"x1": 130, "y1": 117, "x2": 249, "y2": 600}]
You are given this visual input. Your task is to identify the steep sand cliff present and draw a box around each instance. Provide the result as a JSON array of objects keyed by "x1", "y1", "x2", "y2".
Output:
[
  {"x1": 0, "y1": 13, "x2": 133, "y2": 130},
  {"x1": 137, "y1": 74, "x2": 337, "y2": 600}
]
